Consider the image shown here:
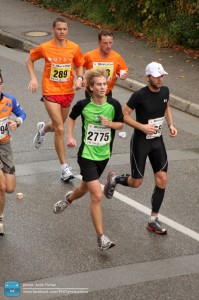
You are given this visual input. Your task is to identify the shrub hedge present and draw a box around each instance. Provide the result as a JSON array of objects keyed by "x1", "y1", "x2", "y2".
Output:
[{"x1": 39, "y1": 0, "x2": 199, "y2": 49}]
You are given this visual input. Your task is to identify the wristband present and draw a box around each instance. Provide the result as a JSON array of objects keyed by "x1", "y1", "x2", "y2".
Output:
[
  {"x1": 168, "y1": 123, "x2": 175, "y2": 128},
  {"x1": 77, "y1": 76, "x2": 83, "y2": 81},
  {"x1": 15, "y1": 120, "x2": 20, "y2": 127}
]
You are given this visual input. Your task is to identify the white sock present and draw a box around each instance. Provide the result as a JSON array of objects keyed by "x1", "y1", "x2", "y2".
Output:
[
  {"x1": 149, "y1": 216, "x2": 157, "y2": 222},
  {"x1": 39, "y1": 126, "x2": 45, "y2": 135},
  {"x1": 61, "y1": 163, "x2": 68, "y2": 171}
]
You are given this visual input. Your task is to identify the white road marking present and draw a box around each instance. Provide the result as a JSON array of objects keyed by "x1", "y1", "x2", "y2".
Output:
[
  {"x1": 77, "y1": 176, "x2": 199, "y2": 242},
  {"x1": 112, "y1": 189, "x2": 199, "y2": 242}
]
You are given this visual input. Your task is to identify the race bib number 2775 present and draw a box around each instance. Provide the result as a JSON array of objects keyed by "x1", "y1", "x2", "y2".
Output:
[{"x1": 86, "y1": 124, "x2": 111, "y2": 146}]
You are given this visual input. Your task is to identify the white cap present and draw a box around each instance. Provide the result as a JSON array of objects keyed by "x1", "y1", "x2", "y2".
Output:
[{"x1": 145, "y1": 62, "x2": 168, "y2": 77}]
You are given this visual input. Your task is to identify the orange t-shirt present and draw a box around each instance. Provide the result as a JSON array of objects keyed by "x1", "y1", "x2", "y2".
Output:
[
  {"x1": 30, "y1": 40, "x2": 84, "y2": 95},
  {"x1": 83, "y1": 49, "x2": 128, "y2": 94}
]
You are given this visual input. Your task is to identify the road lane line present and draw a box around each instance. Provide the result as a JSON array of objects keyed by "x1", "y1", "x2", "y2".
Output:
[
  {"x1": 76, "y1": 175, "x2": 199, "y2": 242},
  {"x1": 112, "y1": 189, "x2": 199, "y2": 242}
]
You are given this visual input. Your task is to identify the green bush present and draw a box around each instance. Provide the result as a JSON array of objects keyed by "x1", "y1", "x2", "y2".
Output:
[{"x1": 39, "y1": 0, "x2": 199, "y2": 49}]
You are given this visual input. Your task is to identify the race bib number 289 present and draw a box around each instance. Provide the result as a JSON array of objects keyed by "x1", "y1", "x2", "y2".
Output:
[
  {"x1": 50, "y1": 63, "x2": 71, "y2": 82},
  {"x1": 86, "y1": 124, "x2": 111, "y2": 146}
]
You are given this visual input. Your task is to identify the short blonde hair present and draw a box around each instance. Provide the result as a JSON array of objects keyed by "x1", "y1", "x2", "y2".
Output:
[{"x1": 85, "y1": 69, "x2": 107, "y2": 94}]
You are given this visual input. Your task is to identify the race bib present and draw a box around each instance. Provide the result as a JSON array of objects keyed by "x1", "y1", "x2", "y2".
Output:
[
  {"x1": 86, "y1": 124, "x2": 111, "y2": 146},
  {"x1": 50, "y1": 63, "x2": 71, "y2": 82},
  {"x1": 146, "y1": 116, "x2": 165, "y2": 139},
  {"x1": 93, "y1": 62, "x2": 114, "y2": 81},
  {"x1": 0, "y1": 117, "x2": 9, "y2": 139}
]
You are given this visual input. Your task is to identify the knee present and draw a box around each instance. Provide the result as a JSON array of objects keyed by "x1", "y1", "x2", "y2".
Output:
[
  {"x1": 91, "y1": 191, "x2": 102, "y2": 204},
  {"x1": 54, "y1": 124, "x2": 64, "y2": 136},
  {"x1": 0, "y1": 182, "x2": 6, "y2": 195},
  {"x1": 6, "y1": 186, "x2": 15, "y2": 194},
  {"x1": 129, "y1": 177, "x2": 142, "y2": 188},
  {"x1": 155, "y1": 173, "x2": 167, "y2": 188}
]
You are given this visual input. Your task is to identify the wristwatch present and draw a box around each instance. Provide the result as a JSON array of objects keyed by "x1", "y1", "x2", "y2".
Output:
[
  {"x1": 168, "y1": 123, "x2": 175, "y2": 128},
  {"x1": 15, "y1": 120, "x2": 20, "y2": 127}
]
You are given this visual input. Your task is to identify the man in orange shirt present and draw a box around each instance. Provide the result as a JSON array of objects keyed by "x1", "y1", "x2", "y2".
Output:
[
  {"x1": 26, "y1": 17, "x2": 84, "y2": 182},
  {"x1": 84, "y1": 30, "x2": 128, "y2": 98}
]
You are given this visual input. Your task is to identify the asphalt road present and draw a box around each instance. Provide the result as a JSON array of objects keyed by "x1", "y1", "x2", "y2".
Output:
[
  {"x1": 0, "y1": 0, "x2": 199, "y2": 117},
  {"x1": 0, "y1": 44, "x2": 199, "y2": 300}
]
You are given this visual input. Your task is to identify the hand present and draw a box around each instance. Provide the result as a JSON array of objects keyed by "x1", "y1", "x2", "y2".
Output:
[
  {"x1": 28, "y1": 78, "x2": 39, "y2": 93},
  {"x1": 169, "y1": 124, "x2": 177, "y2": 137},
  {"x1": 119, "y1": 70, "x2": 128, "y2": 80},
  {"x1": 8, "y1": 120, "x2": 18, "y2": 132},
  {"x1": 100, "y1": 115, "x2": 111, "y2": 127},
  {"x1": 66, "y1": 136, "x2": 77, "y2": 148},
  {"x1": 142, "y1": 124, "x2": 156, "y2": 135},
  {"x1": 74, "y1": 77, "x2": 83, "y2": 91}
]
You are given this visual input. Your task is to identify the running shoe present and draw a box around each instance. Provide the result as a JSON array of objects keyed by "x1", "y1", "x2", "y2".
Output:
[
  {"x1": 0, "y1": 221, "x2": 5, "y2": 236},
  {"x1": 98, "y1": 235, "x2": 115, "y2": 251},
  {"x1": 61, "y1": 167, "x2": 75, "y2": 182},
  {"x1": 53, "y1": 191, "x2": 73, "y2": 214},
  {"x1": 33, "y1": 122, "x2": 45, "y2": 149},
  {"x1": 147, "y1": 217, "x2": 167, "y2": 234},
  {"x1": 103, "y1": 171, "x2": 117, "y2": 199}
]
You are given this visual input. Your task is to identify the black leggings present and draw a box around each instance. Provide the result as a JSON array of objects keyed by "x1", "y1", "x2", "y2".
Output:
[{"x1": 130, "y1": 134, "x2": 168, "y2": 179}]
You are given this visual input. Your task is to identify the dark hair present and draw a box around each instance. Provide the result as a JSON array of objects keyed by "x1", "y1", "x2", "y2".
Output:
[
  {"x1": 0, "y1": 70, "x2": 3, "y2": 83},
  {"x1": 98, "y1": 30, "x2": 113, "y2": 41},
  {"x1": 53, "y1": 17, "x2": 67, "y2": 28}
]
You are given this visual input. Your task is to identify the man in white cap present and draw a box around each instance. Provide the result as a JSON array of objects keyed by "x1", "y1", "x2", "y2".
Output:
[{"x1": 104, "y1": 62, "x2": 177, "y2": 235}]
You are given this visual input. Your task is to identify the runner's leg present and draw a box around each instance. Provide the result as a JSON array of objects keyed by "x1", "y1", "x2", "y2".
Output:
[{"x1": 44, "y1": 101, "x2": 70, "y2": 164}]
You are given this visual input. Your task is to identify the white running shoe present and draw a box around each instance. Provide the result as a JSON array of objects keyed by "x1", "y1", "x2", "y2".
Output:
[
  {"x1": 147, "y1": 217, "x2": 167, "y2": 234},
  {"x1": 61, "y1": 166, "x2": 75, "y2": 182},
  {"x1": 53, "y1": 191, "x2": 73, "y2": 214},
  {"x1": 0, "y1": 221, "x2": 5, "y2": 236},
  {"x1": 98, "y1": 235, "x2": 115, "y2": 251},
  {"x1": 33, "y1": 122, "x2": 45, "y2": 149}
]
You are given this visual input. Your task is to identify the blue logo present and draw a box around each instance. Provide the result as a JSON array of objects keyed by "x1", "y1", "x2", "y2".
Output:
[{"x1": 4, "y1": 281, "x2": 20, "y2": 297}]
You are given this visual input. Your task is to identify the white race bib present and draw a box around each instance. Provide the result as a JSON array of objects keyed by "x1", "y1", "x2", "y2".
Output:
[
  {"x1": 146, "y1": 116, "x2": 165, "y2": 139},
  {"x1": 86, "y1": 124, "x2": 111, "y2": 146},
  {"x1": 0, "y1": 117, "x2": 9, "y2": 139}
]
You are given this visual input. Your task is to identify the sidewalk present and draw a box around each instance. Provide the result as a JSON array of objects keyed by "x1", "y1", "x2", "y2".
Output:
[{"x1": 0, "y1": 0, "x2": 199, "y2": 117}]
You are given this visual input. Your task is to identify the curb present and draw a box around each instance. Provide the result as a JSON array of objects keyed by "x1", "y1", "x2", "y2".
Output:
[
  {"x1": 117, "y1": 79, "x2": 199, "y2": 118},
  {"x1": 0, "y1": 30, "x2": 36, "y2": 52},
  {"x1": 1, "y1": 29, "x2": 199, "y2": 118}
]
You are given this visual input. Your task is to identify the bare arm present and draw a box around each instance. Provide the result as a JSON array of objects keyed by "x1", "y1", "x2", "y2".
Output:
[
  {"x1": 74, "y1": 66, "x2": 84, "y2": 90},
  {"x1": 26, "y1": 56, "x2": 39, "y2": 93},
  {"x1": 100, "y1": 115, "x2": 124, "y2": 130},
  {"x1": 165, "y1": 103, "x2": 177, "y2": 137},
  {"x1": 66, "y1": 117, "x2": 77, "y2": 148},
  {"x1": 122, "y1": 104, "x2": 156, "y2": 135}
]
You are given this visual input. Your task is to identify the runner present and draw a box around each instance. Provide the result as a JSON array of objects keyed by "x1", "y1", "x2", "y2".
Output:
[
  {"x1": 26, "y1": 17, "x2": 84, "y2": 182},
  {"x1": 84, "y1": 30, "x2": 128, "y2": 98},
  {"x1": 53, "y1": 69, "x2": 124, "y2": 250},
  {"x1": 104, "y1": 62, "x2": 177, "y2": 234},
  {"x1": 0, "y1": 70, "x2": 26, "y2": 235}
]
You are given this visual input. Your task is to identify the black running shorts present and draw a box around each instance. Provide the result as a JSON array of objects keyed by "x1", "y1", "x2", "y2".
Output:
[
  {"x1": 130, "y1": 134, "x2": 168, "y2": 179},
  {"x1": 78, "y1": 156, "x2": 109, "y2": 182}
]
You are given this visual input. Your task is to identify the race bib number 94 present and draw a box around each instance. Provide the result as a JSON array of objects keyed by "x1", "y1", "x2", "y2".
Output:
[
  {"x1": 50, "y1": 63, "x2": 71, "y2": 82},
  {"x1": 146, "y1": 116, "x2": 165, "y2": 139},
  {"x1": 0, "y1": 117, "x2": 9, "y2": 139},
  {"x1": 86, "y1": 124, "x2": 111, "y2": 146}
]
